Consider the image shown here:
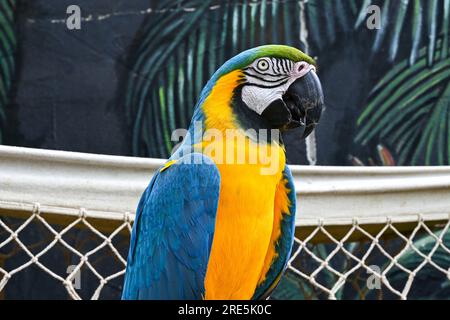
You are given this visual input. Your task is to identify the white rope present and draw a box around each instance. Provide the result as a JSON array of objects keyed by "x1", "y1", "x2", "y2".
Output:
[
  {"x1": 286, "y1": 215, "x2": 450, "y2": 300},
  {"x1": 0, "y1": 203, "x2": 131, "y2": 300},
  {"x1": 1, "y1": 203, "x2": 449, "y2": 299}
]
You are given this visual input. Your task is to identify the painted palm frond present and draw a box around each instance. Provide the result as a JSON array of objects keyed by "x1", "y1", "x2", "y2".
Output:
[
  {"x1": 271, "y1": 270, "x2": 317, "y2": 300},
  {"x1": 354, "y1": 0, "x2": 450, "y2": 64},
  {"x1": 355, "y1": 39, "x2": 450, "y2": 165},
  {"x1": 305, "y1": 0, "x2": 358, "y2": 51},
  {"x1": 387, "y1": 228, "x2": 450, "y2": 299},
  {"x1": 125, "y1": 0, "x2": 357, "y2": 158},
  {"x1": 0, "y1": 0, "x2": 16, "y2": 143}
]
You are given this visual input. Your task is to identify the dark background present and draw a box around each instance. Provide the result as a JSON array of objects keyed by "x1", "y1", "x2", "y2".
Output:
[{"x1": 3, "y1": 0, "x2": 386, "y2": 165}]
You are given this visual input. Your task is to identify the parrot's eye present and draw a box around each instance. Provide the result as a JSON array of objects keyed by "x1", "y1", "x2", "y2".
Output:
[{"x1": 256, "y1": 59, "x2": 270, "y2": 71}]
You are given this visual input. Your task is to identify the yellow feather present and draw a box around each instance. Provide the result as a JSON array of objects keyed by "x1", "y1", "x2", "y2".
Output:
[
  {"x1": 198, "y1": 70, "x2": 289, "y2": 299},
  {"x1": 159, "y1": 159, "x2": 177, "y2": 172},
  {"x1": 257, "y1": 178, "x2": 291, "y2": 286}
]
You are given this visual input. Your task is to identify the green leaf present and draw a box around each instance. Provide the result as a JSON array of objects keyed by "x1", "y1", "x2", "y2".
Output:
[
  {"x1": 272, "y1": 271, "x2": 316, "y2": 300},
  {"x1": 271, "y1": 0, "x2": 279, "y2": 43},
  {"x1": 387, "y1": 228, "x2": 450, "y2": 299},
  {"x1": 354, "y1": 0, "x2": 371, "y2": 29},
  {"x1": 305, "y1": 0, "x2": 323, "y2": 50},
  {"x1": 364, "y1": 63, "x2": 449, "y2": 145},
  {"x1": 240, "y1": 0, "x2": 248, "y2": 52},
  {"x1": 353, "y1": 0, "x2": 446, "y2": 66},
  {"x1": 231, "y1": 1, "x2": 239, "y2": 53},
  {"x1": 441, "y1": 0, "x2": 450, "y2": 60},
  {"x1": 357, "y1": 37, "x2": 450, "y2": 165},
  {"x1": 372, "y1": 0, "x2": 391, "y2": 54},
  {"x1": 380, "y1": 89, "x2": 439, "y2": 142},
  {"x1": 413, "y1": 82, "x2": 450, "y2": 165},
  {"x1": 410, "y1": 0, "x2": 423, "y2": 65},
  {"x1": 250, "y1": 0, "x2": 258, "y2": 47},
  {"x1": 0, "y1": 0, "x2": 16, "y2": 144},
  {"x1": 127, "y1": 0, "x2": 212, "y2": 156},
  {"x1": 323, "y1": 0, "x2": 336, "y2": 44},
  {"x1": 427, "y1": 0, "x2": 438, "y2": 66},
  {"x1": 389, "y1": 0, "x2": 410, "y2": 62},
  {"x1": 259, "y1": 0, "x2": 267, "y2": 42},
  {"x1": 335, "y1": 0, "x2": 351, "y2": 32}
]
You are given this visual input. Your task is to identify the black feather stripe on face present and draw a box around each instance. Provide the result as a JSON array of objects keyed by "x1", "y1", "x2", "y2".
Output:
[
  {"x1": 242, "y1": 71, "x2": 289, "y2": 83},
  {"x1": 243, "y1": 57, "x2": 293, "y2": 89},
  {"x1": 244, "y1": 80, "x2": 290, "y2": 89},
  {"x1": 244, "y1": 67, "x2": 285, "y2": 79},
  {"x1": 272, "y1": 58, "x2": 279, "y2": 73}
]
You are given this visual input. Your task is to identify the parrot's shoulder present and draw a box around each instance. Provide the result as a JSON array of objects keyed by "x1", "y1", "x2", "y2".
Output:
[
  {"x1": 128, "y1": 153, "x2": 221, "y2": 264},
  {"x1": 156, "y1": 153, "x2": 221, "y2": 194}
]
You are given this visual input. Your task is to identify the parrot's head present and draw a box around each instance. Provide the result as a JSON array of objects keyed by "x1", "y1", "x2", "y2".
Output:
[{"x1": 199, "y1": 45, "x2": 324, "y2": 139}]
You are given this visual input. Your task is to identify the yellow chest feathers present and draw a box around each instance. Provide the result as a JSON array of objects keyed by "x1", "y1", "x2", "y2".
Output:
[
  {"x1": 204, "y1": 145, "x2": 285, "y2": 299},
  {"x1": 197, "y1": 70, "x2": 287, "y2": 299}
]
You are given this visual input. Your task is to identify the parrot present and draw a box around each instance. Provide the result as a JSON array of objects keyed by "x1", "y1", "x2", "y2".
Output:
[{"x1": 122, "y1": 45, "x2": 324, "y2": 300}]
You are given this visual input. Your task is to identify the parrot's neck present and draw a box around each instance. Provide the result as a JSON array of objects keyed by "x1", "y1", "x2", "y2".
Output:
[
  {"x1": 172, "y1": 70, "x2": 286, "y2": 175},
  {"x1": 187, "y1": 70, "x2": 283, "y2": 145}
]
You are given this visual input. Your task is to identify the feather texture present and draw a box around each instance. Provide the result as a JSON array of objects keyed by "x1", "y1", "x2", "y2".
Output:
[
  {"x1": 253, "y1": 166, "x2": 297, "y2": 299},
  {"x1": 122, "y1": 153, "x2": 220, "y2": 299}
]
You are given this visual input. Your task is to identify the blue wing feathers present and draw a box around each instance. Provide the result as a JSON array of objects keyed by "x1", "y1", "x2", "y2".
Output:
[
  {"x1": 122, "y1": 153, "x2": 220, "y2": 300},
  {"x1": 127, "y1": 175, "x2": 154, "y2": 265}
]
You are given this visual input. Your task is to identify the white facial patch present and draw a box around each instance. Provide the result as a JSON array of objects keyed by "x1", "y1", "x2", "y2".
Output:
[
  {"x1": 241, "y1": 59, "x2": 315, "y2": 115},
  {"x1": 242, "y1": 81, "x2": 293, "y2": 115}
]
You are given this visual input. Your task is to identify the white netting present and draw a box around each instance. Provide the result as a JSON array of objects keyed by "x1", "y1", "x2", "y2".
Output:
[
  {"x1": 286, "y1": 216, "x2": 450, "y2": 300},
  {"x1": 1, "y1": 203, "x2": 449, "y2": 300},
  {"x1": 0, "y1": 204, "x2": 132, "y2": 300}
]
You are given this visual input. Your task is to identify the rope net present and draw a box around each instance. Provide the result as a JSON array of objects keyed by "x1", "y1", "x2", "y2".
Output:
[{"x1": 1, "y1": 203, "x2": 449, "y2": 300}]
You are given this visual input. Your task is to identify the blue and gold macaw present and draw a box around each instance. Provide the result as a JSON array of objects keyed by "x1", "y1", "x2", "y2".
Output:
[{"x1": 122, "y1": 45, "x2": 324, "y2": 300}]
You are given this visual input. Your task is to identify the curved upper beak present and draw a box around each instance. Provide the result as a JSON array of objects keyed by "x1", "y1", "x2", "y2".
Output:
[{"x1": 283, "y1": 69, "x2": 324, "y2": 138}]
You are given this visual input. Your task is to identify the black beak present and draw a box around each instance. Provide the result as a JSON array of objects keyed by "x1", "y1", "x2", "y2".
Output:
[
  {"x1": 283, "y1": 71, "x2": 324, "y2": 138},
  {"x1": 261, "y1": 70, "x2": 324, "y2": 138}
]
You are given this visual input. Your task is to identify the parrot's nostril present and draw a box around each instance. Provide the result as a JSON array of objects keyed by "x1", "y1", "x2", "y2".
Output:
[{"x1": 298, "y1": 64, "x2": 305, "y2": 72}]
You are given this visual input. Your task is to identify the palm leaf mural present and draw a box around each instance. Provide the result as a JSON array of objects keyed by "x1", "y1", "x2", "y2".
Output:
[
  {"x1": 124, "y1": 0, "x2": 450, "y2": 158},
  {"x1": 387, "y1": 228, "x2": 450, "y2": 299},
  {"x1": 271, "y1": 269, "x2": 327, "y2": 300},
  {"x1": 125, "y1": 0, "x2": 358, "y2": 158},
  {"x1": 0, "y1": 0, "x2": 16, "y2": 143},
  {"x1": 354, "y1": 0, "x2": 450, "y2": 65},
  {"x1": 355, "y1": 38, "x2": 450, "y2": 165}
]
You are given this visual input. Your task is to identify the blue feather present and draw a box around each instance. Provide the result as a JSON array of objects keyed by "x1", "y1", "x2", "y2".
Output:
[{"x1": 122, "y1": 153, "x2": 220, "y2": 300}]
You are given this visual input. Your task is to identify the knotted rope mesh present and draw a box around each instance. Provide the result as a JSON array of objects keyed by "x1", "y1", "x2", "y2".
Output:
[{"x1": 1, "y1": 203, "x2": 449, "y2": 300}]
